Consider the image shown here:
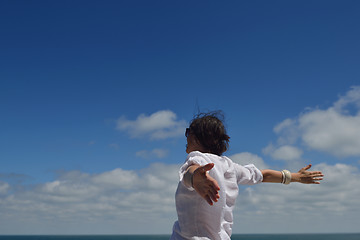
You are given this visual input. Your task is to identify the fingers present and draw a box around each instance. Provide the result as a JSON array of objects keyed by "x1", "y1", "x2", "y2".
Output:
[
  {"x1": 204, "y1": 195, "x2": 213, "y2": 205},
  {"x1": 303, "y1": 175, "x2": 324, "y2": 184},
  {"x1": 200, "y1": 163, "x2": 215, "y2": 172},
  {"x1": 205, "y1": 178, "x2": 220, "y2": 204},
  {"x1": 208, "y1": 191, "x2": 219, "y2": 204},
  {"x1": 309, "y1": 171, "x2": 324, "y2": 177},
  {"x1": 312, "y1": 177, "x2": 323, "y2": 181},
  {"x1": 308, "y1": 171, "x2": 324, "y2": 180},
  {"x1": 301, "y1": 164, "x2": 312, "y2": 171},
  {"x1": 208, "y1": 174, "x2": 220, "y2": 191},
  {"x1": 310, "y1": 179, "x2": 323, "y2": 184},
  {"x1": 209, "y1": 184, "x2": 220, "y2": 198},
  {"x1": 202, "y1": 185, "x2": 220, "y2": 205},
  {"x1": 197, "y1": 183, "x2": 219, "y2": 205}
]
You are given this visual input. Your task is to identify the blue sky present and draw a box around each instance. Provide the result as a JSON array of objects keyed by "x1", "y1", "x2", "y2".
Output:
[{"x1": 1, "y1": 0, "x2": 360, "y2": 235}]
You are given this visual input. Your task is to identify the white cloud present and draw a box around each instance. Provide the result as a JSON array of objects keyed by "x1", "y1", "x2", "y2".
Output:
[
  {"x1": 117, "y1": 110, "x2": 187, "y2": 140},
  {"x1": 333, "y1": 86, "x2": 360, "y2": 112},
  {"x1": 92, "y1": 168, "x2": 139, "y2": 189},
  {"x1": 299, "y1": 108, "x2": 360, "y2": 157},
  {"x1": 136, "y1": 148, "x2": 169, "y2": 159},
  {"x1": 0, "y1": 181, "x2": 9, "y2": 194},
  {"x1": 274, "y1": 118, "x2": 294, "y2": 133},
  {"x1": 1, "y1": 162, "x2": 360, "y2": 234},
  {"x1": 270, "y1": 145, "x2": 303, "y2": 161},
  {"x1": 273, "y1": 118, "x2": 298, "y2": 145},
  {"x1": 230, "y1": 152, "x2": 268, "y2": 169},
  {"x1": 270, "y1": 86, "x2": 360, "y2": 158}
]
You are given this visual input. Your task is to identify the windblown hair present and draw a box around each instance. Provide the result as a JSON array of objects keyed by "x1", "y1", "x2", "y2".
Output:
[{"x1": 189, "y1": 111, "x2": 230, "y2": 156}]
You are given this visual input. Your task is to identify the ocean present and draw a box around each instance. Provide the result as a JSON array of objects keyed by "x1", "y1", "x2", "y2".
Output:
[{"x1": 0, "y1": 234, "x2": 359, "y2": 240}]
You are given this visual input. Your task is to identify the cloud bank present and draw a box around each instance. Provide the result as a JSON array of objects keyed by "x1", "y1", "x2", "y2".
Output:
[
  {"x1": 1, "y1": 161, "x2": 359, "y2": 234},
  {"x1": 0, "y1": 163, "x2": 180, "y2": 234}
]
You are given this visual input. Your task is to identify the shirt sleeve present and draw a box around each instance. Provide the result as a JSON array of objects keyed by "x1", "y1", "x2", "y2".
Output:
[
  {"x1": 179, "y1": 152, "x2": 209, "y2": 190},
  {"x1": 234, "y1": 163, "x2": 263, "y2": 185}
]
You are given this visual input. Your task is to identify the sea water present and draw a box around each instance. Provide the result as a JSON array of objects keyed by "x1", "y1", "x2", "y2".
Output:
[{"x1": 0, "y1": 234, "x2": 359, "y2": 240}]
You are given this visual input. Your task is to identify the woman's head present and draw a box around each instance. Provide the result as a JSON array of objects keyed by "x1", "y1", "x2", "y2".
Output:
[{"x1": 186, "y1": 111, "x2": 230, "y2": 155}]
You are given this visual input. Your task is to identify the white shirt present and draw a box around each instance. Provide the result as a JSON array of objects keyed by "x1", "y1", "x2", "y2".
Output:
[{"x1": 171, "y1": 151, "x2": 263, "y2": 240}]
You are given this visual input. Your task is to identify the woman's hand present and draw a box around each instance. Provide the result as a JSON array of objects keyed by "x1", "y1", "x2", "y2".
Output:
[
  {"x1": 292, "y1": 164, "x2": 324, "y2": 184},
  {"x1": 192, "y1": 163, "x2": 220, "y2": 205}
]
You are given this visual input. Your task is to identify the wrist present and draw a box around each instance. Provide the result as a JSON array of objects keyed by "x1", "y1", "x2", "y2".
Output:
[
  {"x1": 190, "y1": 172, "x2": 194, "y2": 187},
  {"x1": 185, "y1": 165, "x2": 200, "y2": 188},
  {"x1": 291, "y1": 173, "x2": 300, "y2": 183}
]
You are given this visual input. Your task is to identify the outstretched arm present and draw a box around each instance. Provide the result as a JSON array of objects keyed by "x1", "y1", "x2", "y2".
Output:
[
  {"x1": 261, "y1": 164, "x2": 324, "y2": 184},
  {"x1": 183, "y1": 163, "x2": 220, "y2": 205}
]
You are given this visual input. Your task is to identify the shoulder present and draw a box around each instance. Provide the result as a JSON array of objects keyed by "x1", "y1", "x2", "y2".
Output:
[
  {"x1": 186, "y1": 151, "x2": 230, "y2": 166},
  {"x1": 186, "y1": 151, "x2": 212, "y2": 165}
]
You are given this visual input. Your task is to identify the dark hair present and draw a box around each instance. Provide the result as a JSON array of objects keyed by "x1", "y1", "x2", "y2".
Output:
[{"x1": 188, "y1": 111, "x2": 230, "y2": 155}]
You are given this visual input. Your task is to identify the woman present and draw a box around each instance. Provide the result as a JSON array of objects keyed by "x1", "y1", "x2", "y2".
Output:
[{"x1": 170, "y1": 112, "x2": 323, "y2": 240}]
